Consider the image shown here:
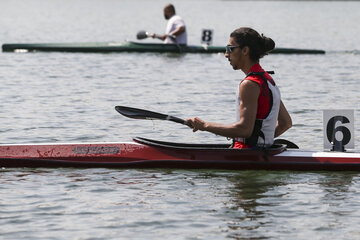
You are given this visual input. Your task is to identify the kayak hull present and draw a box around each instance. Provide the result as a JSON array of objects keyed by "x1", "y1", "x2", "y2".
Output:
[
  {"x1": 0, "y1": 138, "x2": 283, "y2": 169},
  {"x1": 4, "y1": 157, "x2": 360, "y2": 171},
  {"x1": 1, "y1": 137, "x2": 360, "y2": 171},
  {"x1": 2, "y1": 41, "x2": 326, "y2": 54}
]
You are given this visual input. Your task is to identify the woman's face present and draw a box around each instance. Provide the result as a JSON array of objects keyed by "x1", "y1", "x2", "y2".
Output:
[{"x1": 225, "y1": 37, "x2": 244, "y2": 71}]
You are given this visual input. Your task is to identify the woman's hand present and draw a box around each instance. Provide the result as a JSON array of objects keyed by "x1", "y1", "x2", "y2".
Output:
[{"x1": 186, "y1": 117, "x2": 207, "y2": 132}]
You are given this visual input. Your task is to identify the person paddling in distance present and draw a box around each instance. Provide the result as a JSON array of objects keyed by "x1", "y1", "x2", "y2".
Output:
[
  {"x1": 150, "y1": 4, "x2": 187, "y2": 45},
  {"x1": 186, "y1": 27, "x2": 292, "y2": 149}
]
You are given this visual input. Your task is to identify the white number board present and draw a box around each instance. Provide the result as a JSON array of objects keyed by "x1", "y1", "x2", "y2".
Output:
[
  {"x1": 201, "y1": 29, "x2": 213, "y2": 45},
  {"x1": 323, "y1": 109, "x2": 354, "y2": 151}
]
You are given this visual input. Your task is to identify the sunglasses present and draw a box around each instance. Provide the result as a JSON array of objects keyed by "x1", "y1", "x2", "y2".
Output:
[{"x1": 225, "y1": 45, "x2": 241, "y2": 53}]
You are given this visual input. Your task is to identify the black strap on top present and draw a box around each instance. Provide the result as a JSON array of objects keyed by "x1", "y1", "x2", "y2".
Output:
[{"x1": 246, "y1": 71, "x2": 275, "y2": 77}]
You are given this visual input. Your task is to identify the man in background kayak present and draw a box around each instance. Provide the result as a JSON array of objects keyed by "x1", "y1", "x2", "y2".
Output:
[
  {"x1": 186, "y1": 27, "x2": 292, "y2": 149},
  {"x1": 150, "y1": 4, "x2": 187, "y2": 45}
]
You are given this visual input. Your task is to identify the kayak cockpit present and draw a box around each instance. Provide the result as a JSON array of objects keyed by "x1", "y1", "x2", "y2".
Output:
[
  {"x1": 133, "y1": 137, "x2": 287, "y2": 155},
  {"x1": 133, "y1": 137, "x2": 231, "y2": 149}
]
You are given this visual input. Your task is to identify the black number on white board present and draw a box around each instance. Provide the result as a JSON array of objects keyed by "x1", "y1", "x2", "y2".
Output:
[
  {"x1": 202, "y1": 30, "x2": 212, "y2": 43},
  {"x1": 326, "y1": 115, "x2": 351, "y2": 146}
]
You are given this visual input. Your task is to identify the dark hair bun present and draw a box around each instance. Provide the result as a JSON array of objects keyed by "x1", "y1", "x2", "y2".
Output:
[
  {"x1": 230, "y1": 27, "x2": 276, "y2": 61},
  {"x1": 261, "y1": 34, "x2": 275, "y2": 54}
]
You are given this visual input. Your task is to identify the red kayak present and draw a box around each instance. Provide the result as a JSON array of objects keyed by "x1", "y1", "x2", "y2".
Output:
[{"x1": 1, "y1": 137, "x2": 360, "y2": 171}]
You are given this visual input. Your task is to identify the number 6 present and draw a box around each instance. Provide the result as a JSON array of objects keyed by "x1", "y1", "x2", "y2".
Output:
[{"x1": 326, "y1": 116, "x2": 351, "y2": 150}]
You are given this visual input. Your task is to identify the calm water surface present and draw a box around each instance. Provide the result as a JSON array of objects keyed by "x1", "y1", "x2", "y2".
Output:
[{"x1": 1, "y1": 0, "x2": 360, "y2": 239}]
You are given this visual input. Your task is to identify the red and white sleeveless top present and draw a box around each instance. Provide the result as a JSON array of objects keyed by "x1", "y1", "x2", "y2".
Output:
[{"x1": 234, "y1": 63, "x2": 281, "y2": 149}]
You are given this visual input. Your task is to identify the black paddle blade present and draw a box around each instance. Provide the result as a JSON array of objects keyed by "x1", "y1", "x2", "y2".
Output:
[
  {"x1": 136, "y1": 30, "x2": 149, "y2": 40},
  {"x1": 115, "y1": 106, "x2": 167, "y2": 120},
  {"x1": 115, "y1": 106, "x2": 189, "y2": 126},
  {"x1": 274, "y1": 139, "x2": 299, "y2": 149}
]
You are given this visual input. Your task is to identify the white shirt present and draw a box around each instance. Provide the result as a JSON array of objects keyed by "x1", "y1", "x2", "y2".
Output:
[{"x1": 164, "y1": 15, "x2": 187, "y2": 45}]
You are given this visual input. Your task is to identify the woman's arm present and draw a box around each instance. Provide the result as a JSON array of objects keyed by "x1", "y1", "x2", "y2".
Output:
[
  {"x1": 186, "y1": 80, "x2": 260, "y2": 138},
  {"x1": 274, "y1": 100, "x2": 292, "y2": 138}
]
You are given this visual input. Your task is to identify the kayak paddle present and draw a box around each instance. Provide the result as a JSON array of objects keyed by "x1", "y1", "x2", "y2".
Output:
[
  {"x1": 136, "y1": 30, "x2": 182, "y2": 52},
  {"x1": 115, "y1": 106, "x2": 190, "y2": 126},
  {"x1": 115, "y1": 106, "x2": 298, "y2": 149},
  {"x1": 137, "y1": 30, "x2": 176, "y2": 41},
  {"x1": 136, "y1": 30, "x2": 150, "y2": 40}
]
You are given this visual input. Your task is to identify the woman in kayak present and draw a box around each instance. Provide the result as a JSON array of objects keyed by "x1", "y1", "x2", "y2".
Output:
[{"x1": 186, "y1": 27, "x2": 292, "y2": 149}]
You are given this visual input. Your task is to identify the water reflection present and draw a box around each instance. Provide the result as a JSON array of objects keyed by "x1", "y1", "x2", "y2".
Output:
[
  {"x1": 221, "y1": 171, "x2": 359, "y2": 239},
  {"x1": 317, "y1": 172, "x2": 358, "y2": 220},
  {"x1": 317, "y1": 172, "x2": 356, "y2": 193},
  {"x1": 218, "y1": 171, "x2": 286, "y2": 239}
]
